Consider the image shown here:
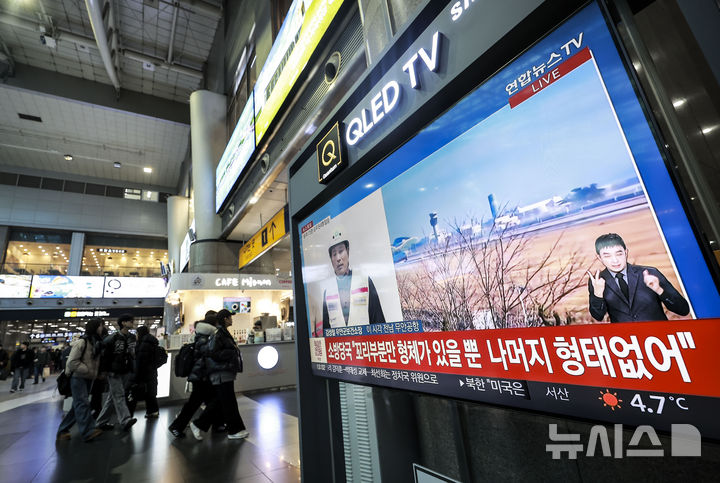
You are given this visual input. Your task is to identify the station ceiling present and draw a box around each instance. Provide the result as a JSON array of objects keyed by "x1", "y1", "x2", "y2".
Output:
[{"x1": 0, "y1": 0, "x2": 222, "y2": 190}]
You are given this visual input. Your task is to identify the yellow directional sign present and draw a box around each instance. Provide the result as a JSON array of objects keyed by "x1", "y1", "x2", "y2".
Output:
[{"x1": 239, "y1": 206, "x2": 288, "y2": 269}]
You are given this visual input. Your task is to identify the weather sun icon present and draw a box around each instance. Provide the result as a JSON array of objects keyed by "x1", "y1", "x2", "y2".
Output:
[{"x1": 599, "y1": 389, "x2": 622, "y2": 411}]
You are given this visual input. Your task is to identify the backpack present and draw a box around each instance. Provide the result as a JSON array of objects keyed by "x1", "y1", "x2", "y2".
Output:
[
  {"x1": 174, "y1": 342, "x2": 195, "y2": 377},
  {"x1": 153, "y1": 345, "x2": 168, "y2": 369}
]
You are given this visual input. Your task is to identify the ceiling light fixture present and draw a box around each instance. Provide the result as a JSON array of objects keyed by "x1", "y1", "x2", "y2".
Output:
[
  {"x1": 64, "y1": 154, "x2": 73, "y2": 161},
  {"x1": 143, "y1": 167, "x2": 153, "y2": 173},
  {"x1": 672, "y1": 98, "x2": 686, "y2": 108},
  {"x1": 113, "y1": 162, "x2": 122, "y2": 168}
]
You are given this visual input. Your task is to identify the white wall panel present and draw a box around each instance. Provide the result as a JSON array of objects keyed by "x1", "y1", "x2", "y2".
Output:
[{"x1": 0, "y1": 185, "x2": 167, "y2": 237}]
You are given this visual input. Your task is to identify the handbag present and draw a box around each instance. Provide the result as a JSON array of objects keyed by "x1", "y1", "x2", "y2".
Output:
[
  {"x1": 56, "y1": 371, "x2": 72, "y2": 397},
  {"x1": 43, "y1": 366, "x2": 50, "y2": 378}
]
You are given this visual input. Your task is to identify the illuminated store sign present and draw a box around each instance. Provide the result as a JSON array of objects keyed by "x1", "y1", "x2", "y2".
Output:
[
  {"x1": 168, "y1": 273, "x2": 285, "y2": 291},
  {"x1": 317, "y1": 122, "x2": 344, "y2": 183},
  {"x1": 254, "y1": 0, "x2": 344, "y2": 144},
  {"x1": 343, "y1": 32, "x2": 440, "y2": 147},
  {"x1": 96, "y1": 248, "x2": 127, "y2": 254},
  {"x1": 64, "y1": 310, "x2": 111, "y2": 318},
  {"x1": 214, "y1": 276, "x2": 273, "y2": 288},
  {"x1": 345, "y1": 81, "x2": 400, "y2": 146},
  {"x1": 31, "y1": 332, "x2": 79, "y2": 339}
]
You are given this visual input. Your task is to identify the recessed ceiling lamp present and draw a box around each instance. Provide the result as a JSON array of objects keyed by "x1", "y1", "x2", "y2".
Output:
[
  {"x1": 64, "y1": 154, "x2": 73, "y2": 161},
  {"x1": 143, "y1": 167, "x2": 153, "y2": 173},
  {"x1": 114, "y1": 162, "x2": 122, "y2": 168}
]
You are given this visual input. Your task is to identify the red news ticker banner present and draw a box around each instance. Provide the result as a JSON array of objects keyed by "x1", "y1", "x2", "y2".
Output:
[
  {"x1": 315, "y1": 318, "x2": 720, "y2": 398},
  {"x1": 509, "y1": 46, "x2": 593, "y2": 108}
]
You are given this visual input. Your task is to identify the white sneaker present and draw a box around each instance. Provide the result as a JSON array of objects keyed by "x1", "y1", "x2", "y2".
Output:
[
  {"x1": 189, "y1": 422, "x2": 204, "y2": 441},
  {"x1": 228, "y1": 430, "x2": 249, "y2": 440}
]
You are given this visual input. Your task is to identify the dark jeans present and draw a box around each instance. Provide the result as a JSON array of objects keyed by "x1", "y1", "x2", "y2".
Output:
[
  {"x1": 171, "y1": 381, "x2": 212, "y2": 431},
  {"x1": 194, "y1": 381, "x2": 245, "y2": 434},
  {"x1": 145, "y1": 379, "x2": 158, "y2": 415},
  {"x1": 90, "y1": 379, "x2": 106, "y2": 416},
  {"x1": 11, "y1": 367, "x2": 31, "y2": 390},
  {"x1": 34, "y1": 365, "x2": 45, "y2": 383},
  {"x1": 57, "y1": 377, "x2": 97, "y2": 439}
]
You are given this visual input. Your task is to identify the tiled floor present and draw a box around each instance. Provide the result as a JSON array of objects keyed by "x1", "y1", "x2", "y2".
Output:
[{"x1": 0, "y1": 376, "x2": 300, "y2": 483}]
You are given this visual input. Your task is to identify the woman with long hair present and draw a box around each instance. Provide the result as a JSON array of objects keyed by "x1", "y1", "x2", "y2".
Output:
[{"x1": 56, "y1": 318, "x2": 105, "y2": 442}]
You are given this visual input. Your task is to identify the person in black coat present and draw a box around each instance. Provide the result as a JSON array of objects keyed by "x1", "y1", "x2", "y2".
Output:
[
  {"x1": 10, "y1": 342, "x2": 33, "y2": 392},
  {"x1": 134, "y1": 326, "x2": 160, "y2": 418},
  {"x1": 168, "y1": 319, "x2": 218, "y2": 438},
  {"x1": 189, "y1": 309, "x2": 248, "y2": 441}
]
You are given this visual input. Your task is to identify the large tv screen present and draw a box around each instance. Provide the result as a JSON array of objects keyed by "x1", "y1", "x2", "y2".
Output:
[
  {"x1": 0, "y1": 274, "x2": 32, "y2": 298},
  {"x1": 104, "y1": 277, "x2": 168, "y2": 298},
  {"x1": 215, "y1": 95, "x2": 255, "y2": 212},
  {"x1": 298, "y1": 3, "x2": 720, "y2": 436},
  {"x1": 30, "y1": 275, "x2": 105, "y2": 298},
  {"x1": 253, "y1": 0, "x2": 344, "y2": 144}
]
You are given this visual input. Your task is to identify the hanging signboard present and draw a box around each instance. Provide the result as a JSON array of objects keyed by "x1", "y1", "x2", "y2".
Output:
[{"x1": 239, "y1": 206, "x2": 288, "y2": 269}]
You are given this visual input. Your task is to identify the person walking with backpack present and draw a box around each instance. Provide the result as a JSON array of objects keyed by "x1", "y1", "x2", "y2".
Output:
[
  {"x1": 189, "y1": 309, "x2": 248, "y2": 441},
  {"x1": 168, "y1": 319, "x2": 217, "y2": 438},
  {"x1": 95, "y1": 314, "x2": 137, "y2": 432},
  {"x1": 10, "y1": 342, "x2": 33, "y2": 393},
  {"x1": 56, "y1": 319, "x2": 104, "y2": 442},
  {"x1": 134, "y1": 325, "x2": 163, "y2": 418}
]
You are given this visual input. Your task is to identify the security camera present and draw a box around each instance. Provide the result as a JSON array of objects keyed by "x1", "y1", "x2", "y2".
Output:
[
  {"x1": 260, "y1": 153, "x2": 270, "y2": 174},
  {"x1": 26, "y1": 300, "x2": 33, "y2": 306},
  {"x1": 57, "y1": 300, "x2": 63, "y2": 305},
  {"x1": 324, "y1": 52, "x2": 341, "y2": 84}
]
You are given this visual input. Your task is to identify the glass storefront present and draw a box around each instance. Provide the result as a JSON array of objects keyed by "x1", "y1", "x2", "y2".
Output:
[
  {"x1": 81, "y1": 245, "x2": 168, "y2": 277},
  {"x1": 1, "y1": 230, "x2": 168, "y2": 278},
  {"x1": 2, "y1": 230, "x2": 72, "y2": 275}
]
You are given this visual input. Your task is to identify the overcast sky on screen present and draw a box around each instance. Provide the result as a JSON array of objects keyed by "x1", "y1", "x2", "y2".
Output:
[{"x1": 380, "y1": 60, "x2": 641, "y2": 241}]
